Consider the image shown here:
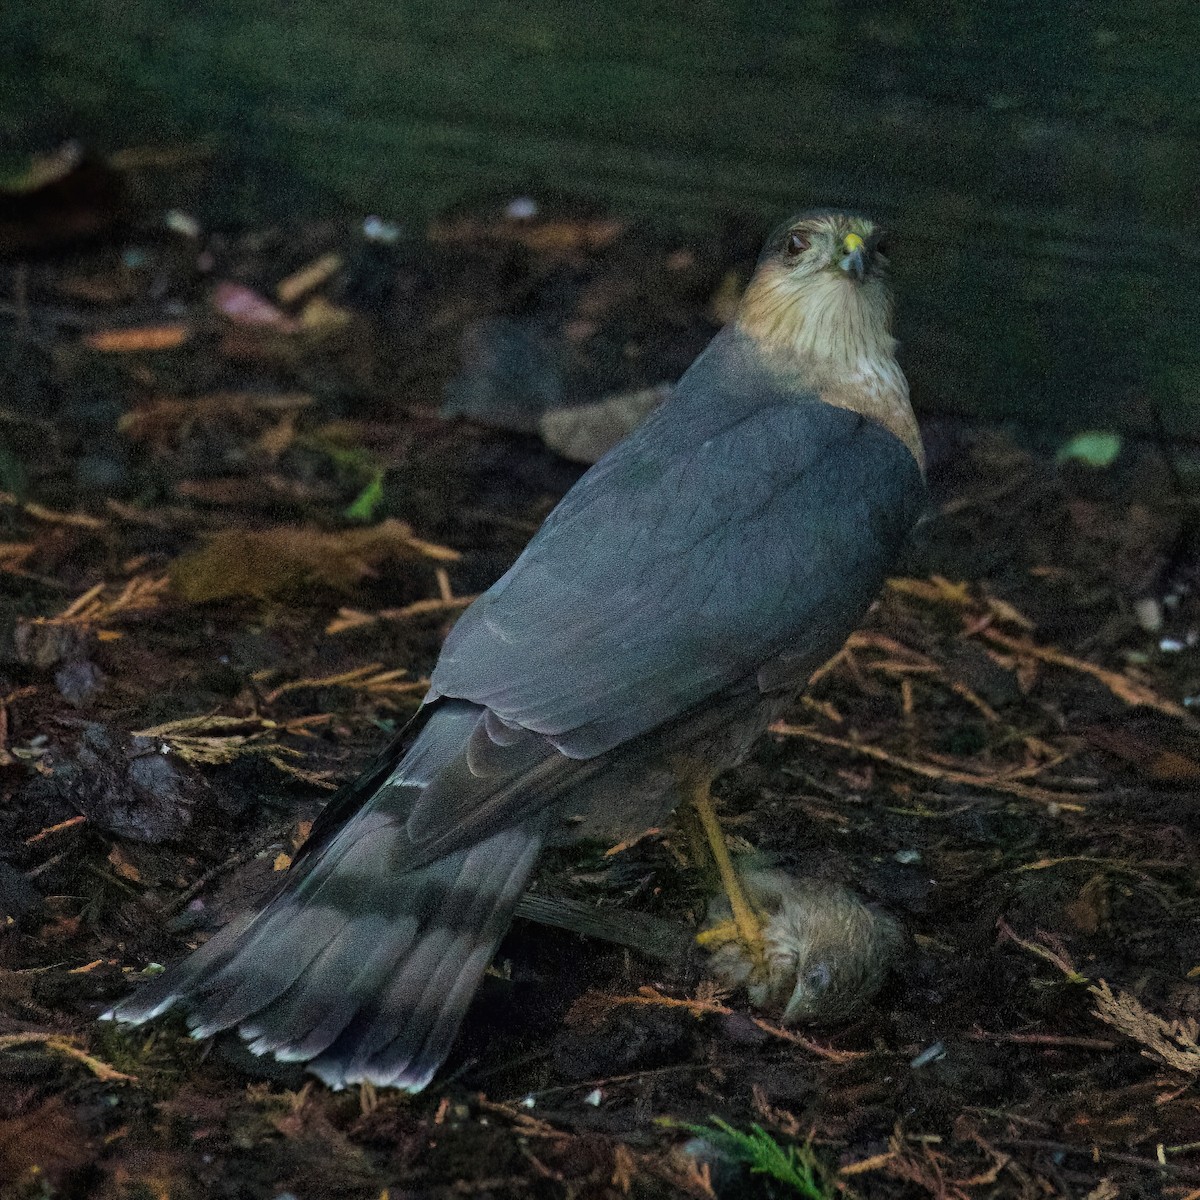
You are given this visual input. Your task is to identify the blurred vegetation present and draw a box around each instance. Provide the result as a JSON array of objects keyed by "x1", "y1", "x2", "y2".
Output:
[{"x1": 3, "y1": 0, "x2": 1199, "y2": 436}]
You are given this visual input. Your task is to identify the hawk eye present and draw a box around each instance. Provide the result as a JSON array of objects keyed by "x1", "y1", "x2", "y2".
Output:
[{"x1": 785, "y1": 231, "x2": 809, "y2": 257}]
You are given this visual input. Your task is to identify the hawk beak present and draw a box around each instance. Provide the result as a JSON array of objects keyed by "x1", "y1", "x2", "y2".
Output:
[{"x1": 839, "y1": 233, "x2": 868, "y2": 282}]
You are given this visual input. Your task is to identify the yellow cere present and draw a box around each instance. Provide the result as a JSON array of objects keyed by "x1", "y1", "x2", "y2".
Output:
[{"x1": 842, "y1": 233, "x2": 865, "y2": 253}]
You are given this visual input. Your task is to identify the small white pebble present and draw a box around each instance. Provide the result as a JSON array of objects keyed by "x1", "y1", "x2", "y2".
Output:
[
  {"x1": 583, "y1": 1088, "x2": 603, "y2": 1107},
  {"x1": 520, "y1": 1095, "x2": 536, "y2": 1109},
  {"x1": 1134, "y1": 597, "x2": 1163, "y2": 633},
  {"x1": 505, "y1": 196, "x2": 538, "y2": 220},
  {"x1": 164, "y1": 209, "x2": 202, "y2": 239},
  {"x1": 894, "y1": 849, "x2": 921, "y2": 865},
  {"x1": 1160, "y1": 638, "x2": 1186, "y2": 654},
  {"x1": 362, "y1": 215, "x2": 401, "y2": 243}
]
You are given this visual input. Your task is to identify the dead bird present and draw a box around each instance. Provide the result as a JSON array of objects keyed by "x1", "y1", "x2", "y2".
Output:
[
  {"x1": 700, "y1": 870, "x2": 903, "y2": 1024},
  {"x1": 516, "y1": 868, "x2": 903, "y2": 1026}
]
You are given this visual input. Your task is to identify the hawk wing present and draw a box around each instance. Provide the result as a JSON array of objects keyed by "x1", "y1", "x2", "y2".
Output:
[{"x1": 419, "y1": 327, "x2": 926, "y2": 845}]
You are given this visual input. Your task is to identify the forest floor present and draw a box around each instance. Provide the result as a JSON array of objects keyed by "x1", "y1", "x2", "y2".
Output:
[{"x1": 0, "y1": 147, "x2": 1199, "y2": 1200}]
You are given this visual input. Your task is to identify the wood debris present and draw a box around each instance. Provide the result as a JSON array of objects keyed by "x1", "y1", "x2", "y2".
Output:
[
  {"x1": 1088, "y1": 981, "x2": 1200, "y2": 1074},
  {"x1": 0, "y1": 1032, "x2": 136, "y2": 1083},
  {"x1": 170, "y1": 520, "x2": 458, "y2": 602},
  {"x1": 771, "y1": 724, "x2": 1087, "y2": 810}
]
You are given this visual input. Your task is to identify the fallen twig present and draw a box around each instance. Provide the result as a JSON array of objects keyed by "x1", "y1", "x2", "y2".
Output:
[
  {"x1": 967, "y1": 1028, "x2": 1118, "y2": 1051},
  {"x1": 994, "y1": 1138, "x2": 1200, "y2": 1184},
  {"x1": 165, "y1": 829, "x2": 285, "y2": 914},
  {"x1": 0, "y1": 489, "x2": 106, "y2": 529},
  {"x1": 327, "y1": 595, "x2": 476, "y2": 634},
  {"x1": 770, "y1": 724, "x2": 1087, "y2": 811},
  {"x1": 24, "y1": 814, "x2": 87, "y2": 844},
  {"x1": 582, "y1": 986, "x2": 871, "y2": 1063},
  {"x1": 49, "y1": 573, "x2": 169, "y2": 627},
  {"x1": 0, "y1": 1031, "x2": 137, "y2": 1083},
  {"x1": 995, "y1": 918, "x2": 1088, "y2": 983},
  {"x1": 886, "y1": 574, "x2": 1189, "y2": 719},
  {"x1": 134, "y1": 711, "x2": 331, "y2": 762},
  {"x1": 977, "y1": 625, "x2": 1188, "y2": 719},
  {"x1": 259, "y1": 662, "x2": 427, "y2": 704}
]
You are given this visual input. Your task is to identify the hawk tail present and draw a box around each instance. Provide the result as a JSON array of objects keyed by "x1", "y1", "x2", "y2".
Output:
[{"x1": 106, "y1": 806, "x2": 545, "y2": 1092}]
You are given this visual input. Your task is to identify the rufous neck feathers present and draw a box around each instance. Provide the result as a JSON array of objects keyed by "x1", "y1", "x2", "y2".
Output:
[{"x1": 735, "y1": 265, "x2": 925, "y2": 472}]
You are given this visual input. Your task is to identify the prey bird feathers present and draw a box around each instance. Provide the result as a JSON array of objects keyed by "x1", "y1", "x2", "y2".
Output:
[{"x1": 108, "y1": 210, "x2": 927, "y2": 1091}]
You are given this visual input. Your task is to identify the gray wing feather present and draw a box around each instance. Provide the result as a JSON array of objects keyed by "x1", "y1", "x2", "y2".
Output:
[{"x1": 430, "y1": 329, "x2": 925, "y2": 782}]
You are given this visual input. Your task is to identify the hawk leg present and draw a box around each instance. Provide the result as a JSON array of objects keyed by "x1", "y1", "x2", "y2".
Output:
[{"x1": 674, "y1": 761, "x2": 766, "y2": 969}]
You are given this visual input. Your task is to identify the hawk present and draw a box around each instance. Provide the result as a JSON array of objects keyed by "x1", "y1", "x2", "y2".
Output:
[{"x1": 109, "y1": 210, "x2": 926, "y2": 1091}]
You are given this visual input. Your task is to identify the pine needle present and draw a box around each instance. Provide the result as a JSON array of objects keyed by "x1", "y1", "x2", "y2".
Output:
[{"x1": 771, "y1": 724, "x2": 1087, "y2": 811}]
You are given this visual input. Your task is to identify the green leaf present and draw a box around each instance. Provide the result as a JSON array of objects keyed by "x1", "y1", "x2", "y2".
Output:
[
  {"x1": 1056, "y1": 431, "x2": 1122, "y2": 468},
  {"x1": 344, "y1": 470, "x2": 385, "y2": 522}
]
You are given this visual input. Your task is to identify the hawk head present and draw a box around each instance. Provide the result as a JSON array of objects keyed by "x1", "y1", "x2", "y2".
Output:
[
  {"x1": 735, "y1": 209, "x2": 922, "y2": 469},
  {"x1": 737, "y1": 211, "x2": 895, "y2": 364}
]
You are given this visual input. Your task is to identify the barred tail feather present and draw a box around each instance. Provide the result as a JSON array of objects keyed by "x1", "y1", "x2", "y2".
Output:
[
  {"x1": 316, "y1": 826, "x2": 541, "y2": 1089},
  {"x1": 105, "y1": 908, "x2": 261, "y2": 1026},
  {"x1": 107, "y1": 818, "x2": 544, "y2": 1092},
  {"x1": 106, "y1": 699, "x2": 561, "y2": 1091}
]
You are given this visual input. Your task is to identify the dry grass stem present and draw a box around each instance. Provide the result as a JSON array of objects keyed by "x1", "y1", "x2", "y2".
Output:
[
  {"x1": 327, "y1": 594, "x2": 476, "y2": 634},
  {"x1": 0, "y1": 1032, "x2": 137, "y2": 1083},
  {"x1": 770, "y1": 724, "x2": 1086, "y2": 811}
]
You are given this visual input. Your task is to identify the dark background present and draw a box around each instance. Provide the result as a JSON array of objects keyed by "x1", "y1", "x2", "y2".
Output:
[{"x1": 4, "y1": 0, "x2": 1199, "y2": 438}]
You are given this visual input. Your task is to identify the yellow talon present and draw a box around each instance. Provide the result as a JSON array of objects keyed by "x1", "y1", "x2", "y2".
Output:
[
  {"x1": 674, "y1": 759, "x2": 767, "y2": 969},
  {"x1": 695, "y1": 919, "x2": 740, "y2": 949}
]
